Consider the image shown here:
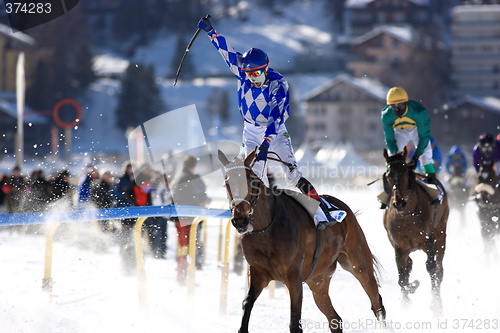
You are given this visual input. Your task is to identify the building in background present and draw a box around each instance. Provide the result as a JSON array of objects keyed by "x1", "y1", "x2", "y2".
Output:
[
  {"x1": 440, "y1": 95, "x2": 500, "y2": 145},
  {"x1": 347, "y1": 24, "x2": 419, "y2": 87},
  {"x1": 303, "y1": 73, "x2": 389, "y2": 151},
  {"x1": 344, "y1": 0, "x2": 432, "y2": 37},
  {"x1": 450, "y1": 5, "x2": 500, "y2": 98}
]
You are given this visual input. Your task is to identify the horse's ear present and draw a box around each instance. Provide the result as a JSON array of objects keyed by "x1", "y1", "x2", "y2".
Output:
[
  {"x1": 403, "y1": 146, "x2": 408, "y2": 160},
  {"x1": 245, "y1": 148, "x2": 257, "y2": 166},
  {"x1": 383, "y1": 148, "x2": 389, "y2": 161},
  {"x1": 218, "y1": 150, "x2": 230, "y2": 167}
]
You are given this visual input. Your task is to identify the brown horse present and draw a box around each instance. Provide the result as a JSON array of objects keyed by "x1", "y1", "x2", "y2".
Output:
[
  {"x1": 473, "y1": 158, "x2": 500, "y2": 254},
  {"x1": 382, "y1": 148, "x2": 449, "y2": 314},
  {"x1": 218, "y1": 149, "x2": 386, "y2": 333}
]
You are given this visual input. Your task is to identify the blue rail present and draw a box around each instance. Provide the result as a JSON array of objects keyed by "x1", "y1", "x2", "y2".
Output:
[{"x1": 0, "y1": 205, "x2": 232, "y2": 226}]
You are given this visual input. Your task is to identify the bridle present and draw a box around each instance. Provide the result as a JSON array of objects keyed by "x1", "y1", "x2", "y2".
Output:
[
  {"x1": 224, "y1": 164, "x2": 277, "y2": 234},
  {"x1": 385, "y1": 158, "x2": 419, "y2": 217}
]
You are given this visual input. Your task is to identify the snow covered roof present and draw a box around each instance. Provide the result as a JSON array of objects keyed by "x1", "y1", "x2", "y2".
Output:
[
  {"x1": 346, "y1": 0, "x2": 376, "y2": 9},
  {"x1": 0, "y1": 24, "x2": 34, "y2": 45},
  {"x1": 303, "y1": 73, "x2": 389, "y2": 103},
  {"x1": 0, "y1": 99, "x2": 47, "y2": 124},
  {"x1": 346, "y1": 0, "x2": 429, "y2": 8},
  {"x1": 92, "y1": 54, "x2": 130, "y2": 77},
  {"x1": 444, "y1": 95, "x2": 500, "y2": 115},
  {"x1": 452, "y1": 4, "x2": 500, "y2": 15},
  {"x1": 353, "y1": 25, "x2": 418, "y2": 46}
]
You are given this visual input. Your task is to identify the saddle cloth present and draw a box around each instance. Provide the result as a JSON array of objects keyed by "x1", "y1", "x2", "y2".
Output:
[
  {"x1": 416, "y1": 179, "x2": 442, "y2": 202},
  {"x1": 279, "y1": 189, "x2": 346, "y2": 224}
]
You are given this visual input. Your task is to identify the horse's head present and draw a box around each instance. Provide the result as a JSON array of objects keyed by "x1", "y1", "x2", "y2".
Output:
[
  {"x1": 383, "y1": 147, "x2": 416, "y2": 213},
  {"x1": 218, "y1": 149, "x2": 262, "y2": 234}
]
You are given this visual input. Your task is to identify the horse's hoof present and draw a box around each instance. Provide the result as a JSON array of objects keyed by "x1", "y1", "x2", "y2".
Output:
[
  {"x1": 408, "y1": 280, "x2": 420, "y2": 294},
  {"x1": 402, "y1": 294, "x2": 411, "y2": 307}
]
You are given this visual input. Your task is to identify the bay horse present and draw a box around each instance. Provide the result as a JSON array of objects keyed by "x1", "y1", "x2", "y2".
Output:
[
  {"x1": 382, "y1": 148, "x2": 449, "y2": 314},
  {"x1": 446, "y1": 163, "x2": 470, "y2": 227},
  {"x1": 218, "y1": 149, "x2": 386, "y2": 333},
  {"x1": 473, "y1": 158, "x2": 500, "y2": 254}
]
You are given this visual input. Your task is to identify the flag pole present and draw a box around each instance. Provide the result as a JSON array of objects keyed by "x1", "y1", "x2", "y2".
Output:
[{"x1": 16, "y1": 52, "x2": 25, "y2": 168}]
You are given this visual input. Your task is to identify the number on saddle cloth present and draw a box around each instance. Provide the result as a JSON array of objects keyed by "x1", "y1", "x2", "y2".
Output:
[{"x1": 320, "y1": 198, "x2": 347, "y2": 223}]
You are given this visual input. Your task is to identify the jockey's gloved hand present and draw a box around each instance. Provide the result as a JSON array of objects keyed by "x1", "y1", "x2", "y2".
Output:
[
  {"x1": 198, "y1": 17, "x2": 213, "y2": 32},
  {"x1": 407, "y1": 153, "x2": 420, "y2": 171},
  {"x1": 256, "y1": 140, "x2": 270, "y2": 161}
]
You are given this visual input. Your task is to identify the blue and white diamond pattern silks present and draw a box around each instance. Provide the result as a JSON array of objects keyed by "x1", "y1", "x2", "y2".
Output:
[{"x1": 208, "y1": 30, "x2": 289, "y2": 140}]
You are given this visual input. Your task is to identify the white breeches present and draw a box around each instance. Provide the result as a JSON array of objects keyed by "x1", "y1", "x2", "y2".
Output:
[
  {"x1": 394, "y1": 126, "x2": 433, "y2": 166},
  {"x1": 243, "y1": 123, "x2": 302, "y2": 187}
]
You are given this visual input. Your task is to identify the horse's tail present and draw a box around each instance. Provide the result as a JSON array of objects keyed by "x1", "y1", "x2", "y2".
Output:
[{"x1": 372, "y1": 254, "x2": 385, "y2": 288}]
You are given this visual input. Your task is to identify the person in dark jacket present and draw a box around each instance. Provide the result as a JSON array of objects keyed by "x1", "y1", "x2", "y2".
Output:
[
  {"x1": 91, "y1": 170, "x2": 115, "y2": 232},
  {"x1": 50, "y1": 170, "x2": 72, "y2": 208},
  {"x1": 170, "y1": 155, "x2": 209, "y2": 283},
  {"x1": 6, "y1": 165, "x2": 25, "y2": 214}
]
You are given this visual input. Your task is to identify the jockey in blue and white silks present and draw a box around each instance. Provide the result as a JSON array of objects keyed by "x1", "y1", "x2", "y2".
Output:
[
  {"x1": 207, "y1": 33, "x2": 293, "y2": 185},
  {"x1": 198, "y1": 17, "x2": 345, "y2": 229}
]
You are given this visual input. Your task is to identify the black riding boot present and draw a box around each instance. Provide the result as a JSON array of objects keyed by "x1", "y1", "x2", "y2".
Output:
[
  {"x1": 296, "y1": 177, "x2": 335, "y2": 225},
  {"x1": 427, "y1": 173, "x2": 437, "y2": 185}
]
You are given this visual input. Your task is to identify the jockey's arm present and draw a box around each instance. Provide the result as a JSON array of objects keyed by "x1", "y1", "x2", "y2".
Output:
[
  {"x1": 414, "y1": 108, "x2": 431, "y2": 156},
  {"x1": 207, "y1": 29, "x2": 244, "y2": 79},
  {"x1": 382, "y1": 113, "x2": 398, "y2": 154}
]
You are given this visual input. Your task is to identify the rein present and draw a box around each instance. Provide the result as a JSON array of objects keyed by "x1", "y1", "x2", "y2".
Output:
[{"x1": 249, "y1": 151, "x2": 297, "y2": 172}]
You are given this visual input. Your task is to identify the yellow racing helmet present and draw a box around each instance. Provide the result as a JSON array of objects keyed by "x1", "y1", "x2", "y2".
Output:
[{"x1": 386, "y1": 87, "x2": 408, "y2": 105}]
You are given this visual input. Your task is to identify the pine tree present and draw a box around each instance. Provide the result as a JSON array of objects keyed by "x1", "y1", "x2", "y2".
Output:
[
  {"x1": 112, "y1": 0, "x2": 148, "y2": 44},
  {"x1": 115, "y1": 64, "x2": 166, "y2": 133},
  {"x1": 25, "y1": 4, "x2": 90, "y2": 111},
  {"x1": 71, "y1": 42, "x2": 96, "y2": 95}
]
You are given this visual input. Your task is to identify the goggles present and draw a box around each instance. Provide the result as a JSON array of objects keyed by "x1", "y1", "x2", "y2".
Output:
[
  {"x1": 245, "y1": 69, "x2": 264, "y2": 78},
  {"x1": 482, "y1": 145, "x2": 493, "y2": 153},
  {"x1": 389, "y1": 103, "x2": 406, "y2": 111}
]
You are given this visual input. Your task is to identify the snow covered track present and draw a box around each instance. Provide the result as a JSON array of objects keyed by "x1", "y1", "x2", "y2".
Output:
[{"x1": 1, "y1": 191, "x2": 500, "y2": 332}]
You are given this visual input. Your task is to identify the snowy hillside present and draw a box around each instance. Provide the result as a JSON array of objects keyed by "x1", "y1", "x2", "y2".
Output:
[
  {"x1": 133, "y1": 1, "x2": 335, "y2": 78},
  {"x1": 75, "y1": 1, "x2": 338, "y2": 157}
]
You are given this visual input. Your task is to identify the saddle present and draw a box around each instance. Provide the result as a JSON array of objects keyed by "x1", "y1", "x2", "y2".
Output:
[
  {"x1": 377, "y1": 178, "x2": 442, "y2": 205},
  {"x1": 279, "y1": 188, "x2": 319, "y2": 216}
]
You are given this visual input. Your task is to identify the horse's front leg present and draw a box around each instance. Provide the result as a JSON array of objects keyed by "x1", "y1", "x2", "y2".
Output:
[
  {"x1": 239, "y1": 266, "x2": 270, "y2": 333},
  {"x1": 285, "y1": 270, "x2": 304, "y2": 333},
  {"x1": 395, "y1": 246, "x2": 419, "y2": 304},
  {"x1": 427, "y1": 234, "x2": 445, "y2": 315}
]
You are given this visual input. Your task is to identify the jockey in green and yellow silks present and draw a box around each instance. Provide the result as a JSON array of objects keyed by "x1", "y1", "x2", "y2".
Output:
[
  {"x1": 381, "y1": 87, "x2": 437, "y2": 181},
  {"x1": 380, "y1": 87, "x2": 443, "y2": 208}
]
